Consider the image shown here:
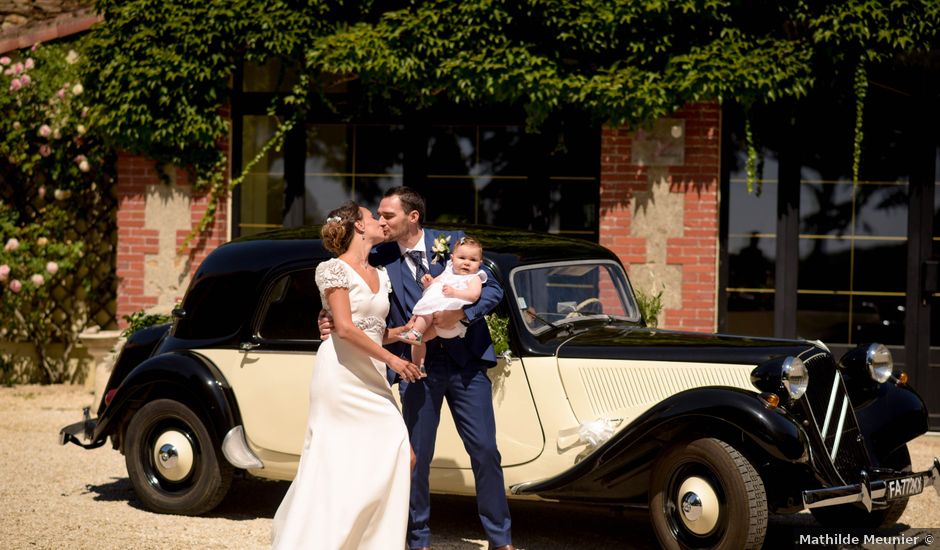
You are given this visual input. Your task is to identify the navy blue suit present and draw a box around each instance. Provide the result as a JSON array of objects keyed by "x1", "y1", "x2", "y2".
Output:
[{"x1": 371, "y1": 228, "x2": 512, "y2": 549}]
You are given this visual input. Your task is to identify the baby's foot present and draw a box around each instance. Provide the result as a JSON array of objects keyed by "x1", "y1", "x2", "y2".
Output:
[{"x1": 396, "y1": 328, "x2": 423, "y2": 345}]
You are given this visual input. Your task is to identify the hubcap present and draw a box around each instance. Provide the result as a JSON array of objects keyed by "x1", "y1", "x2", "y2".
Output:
[
  {"x1": 152, "y1": 430, "x2": 194, "y2": 482},
  {"x1": 677, "y1": 476, "x2": 720, "y2": 535}
]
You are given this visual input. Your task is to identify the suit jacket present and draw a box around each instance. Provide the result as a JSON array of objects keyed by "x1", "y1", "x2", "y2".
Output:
[{"x1": 371, "y1": 228, "x2": 503, "y2": 370}]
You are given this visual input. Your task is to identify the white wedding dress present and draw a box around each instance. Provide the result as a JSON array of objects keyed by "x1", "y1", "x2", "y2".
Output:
[{"x1": 272, "y1": 259, "x2": 409, "y2": 550}]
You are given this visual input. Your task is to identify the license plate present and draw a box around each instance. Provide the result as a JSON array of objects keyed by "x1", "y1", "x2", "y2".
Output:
[{"x1": 885, "y1": 473, "x2": 928, "y2": 499}]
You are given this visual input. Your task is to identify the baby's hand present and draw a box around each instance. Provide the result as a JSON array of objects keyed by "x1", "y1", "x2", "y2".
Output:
[
  {"x1": 421, "y1": 274, "x2": 434, "y2": 288},
  {"x1": 441, "y1": 284, "x2": 454, "y2": 297}
]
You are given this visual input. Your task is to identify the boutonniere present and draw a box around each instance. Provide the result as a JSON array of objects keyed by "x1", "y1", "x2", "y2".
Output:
[{"x1": 431, "y1": 234, "x2": 451, "y2": 264}]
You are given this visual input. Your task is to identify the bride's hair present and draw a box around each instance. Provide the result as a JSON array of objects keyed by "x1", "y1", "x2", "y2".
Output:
[{"x1": 321, "y1": 201, "x2": 362, "y2": 255}]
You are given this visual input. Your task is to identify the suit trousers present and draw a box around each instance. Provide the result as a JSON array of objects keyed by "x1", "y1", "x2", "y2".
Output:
[{"x1": 400, "y1": 341, "x2": 512, "y2": 549}]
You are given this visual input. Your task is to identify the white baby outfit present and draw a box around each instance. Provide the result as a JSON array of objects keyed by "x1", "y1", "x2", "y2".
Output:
[{"x1": 411, "y1": 261, "x2": 487, "y2": 338}]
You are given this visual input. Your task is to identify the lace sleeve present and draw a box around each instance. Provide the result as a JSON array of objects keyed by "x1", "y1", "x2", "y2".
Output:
[{"x1": 315, "y1": 259, "x2": 349, "y2": 291}]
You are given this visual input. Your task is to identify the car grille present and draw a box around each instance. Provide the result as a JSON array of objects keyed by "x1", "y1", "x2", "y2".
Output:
[{"x1": 799, "y1": 353, "x2": 871, "y2": 484}]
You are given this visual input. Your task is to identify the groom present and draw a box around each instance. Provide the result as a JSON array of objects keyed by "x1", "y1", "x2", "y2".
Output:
[{"x1": 374, "y1": 187, "x2": 514, "y2": 550}]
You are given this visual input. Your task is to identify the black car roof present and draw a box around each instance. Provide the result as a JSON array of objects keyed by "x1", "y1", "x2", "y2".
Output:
[
  {"x1": 195, "y1": 224, "x2": 621, "y2": 283},
  {"x1": 175, "y1": 225, "x2": 622, "y2": 343}
]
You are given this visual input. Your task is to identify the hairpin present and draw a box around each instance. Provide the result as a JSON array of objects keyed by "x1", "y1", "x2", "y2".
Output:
[{"x1": 325, "y1": 216, "x2": 342, "y2": 224}]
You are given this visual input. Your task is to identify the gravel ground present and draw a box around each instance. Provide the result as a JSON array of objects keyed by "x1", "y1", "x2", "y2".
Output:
[{"x1": 1, "y1": 384, "x2": 937, "y2": 550}]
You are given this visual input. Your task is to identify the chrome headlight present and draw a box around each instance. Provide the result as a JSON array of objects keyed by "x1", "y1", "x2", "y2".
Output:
[
  {"x1": 839, "y1": 342, "x2": 894, "y2": 385},
  {"x1": 751, "y1": 355, "x2": 809, "y2": 401},
  {"x1": 866, "y1": 343, "x2": 893, "y2": 383},
  {"x1": 781, "y1": 356, "x2": 809, "y2": 399}
]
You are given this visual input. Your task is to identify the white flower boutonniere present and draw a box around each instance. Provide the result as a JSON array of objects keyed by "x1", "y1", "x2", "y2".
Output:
[{"x1": 431, "y1": 234, "x2": 451, "y2": 264}]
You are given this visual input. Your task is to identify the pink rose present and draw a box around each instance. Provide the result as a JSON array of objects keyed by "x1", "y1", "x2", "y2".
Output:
[
  {"x1": 4, "y1": 238, "x2": 19, "y2": 252},
  {"x1": 56, "y1": 89, "x2": 66, "y2": 100},
  {"x1": 39, "y1": 125, "x2": 51, "y2": 138},
  {"x1": 39, "y1": 144, "x2": 51, "y2": 157},
  {"x1": 24, "y1": 58, "x2": 34, "y2": 70},
  {"x1": 9, "y1": 279, "x2": 22, "y2": 293},
  {"x1": 12, "y1": 62, "x2": 23, "y2": 75},
  {"x1": 37, "y1": 186, "x2": 46, "y2": 199},
  {"x1": 9, "y1": 79, "x2": 21, "y2": 91},
  {"x1": 30, "y1": 274, "x2": 44, "y2": 286},
  {"x1": 0, "y1": 57, "x2": 10, "y2": 66},
  {"x1": 20, "y1": 74, "x2": 30, "y2": 86},
  {"x1": 0, "y1": 265, "x2": 9, "y2": 281},
  {"x1": 46, "y1": 261, "x2": 58, "y2": 275}
]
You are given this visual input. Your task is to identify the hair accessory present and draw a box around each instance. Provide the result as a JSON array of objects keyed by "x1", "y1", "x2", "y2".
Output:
[{"x1": 325, "y1": 215, "x2": 342, "y2": 224}]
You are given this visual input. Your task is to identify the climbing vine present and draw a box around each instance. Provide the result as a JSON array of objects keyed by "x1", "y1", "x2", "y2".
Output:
[{"x1": 80, "y1": 0, "x2": 940, "y2": 236}]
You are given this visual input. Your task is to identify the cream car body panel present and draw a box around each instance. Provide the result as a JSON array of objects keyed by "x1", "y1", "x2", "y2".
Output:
[
  {"x1": 557, "y1": 358, "x2": 755, "y2": 423},
  {"x1": 196, "y1": 348, "x2": 314, "y2": 480}
]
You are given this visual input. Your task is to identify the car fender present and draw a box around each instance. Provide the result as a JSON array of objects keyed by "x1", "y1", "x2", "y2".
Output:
[
  {"x1": 97, "y1": 323, "x2": 171, "y2": 417},
  {"x1": 94, "y1": 351, "x2": 240, "y2": 451},
  {"x1": 854, "y1": 381, "x2": 929, "y2": 464},
  {"x1": 512, "y1": 387, "x2": 808, "y2": 500}
]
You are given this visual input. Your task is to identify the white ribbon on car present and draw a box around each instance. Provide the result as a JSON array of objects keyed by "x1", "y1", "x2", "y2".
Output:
[{"x1": 557, "y1": 417, "x2": 623, "y2": 461}]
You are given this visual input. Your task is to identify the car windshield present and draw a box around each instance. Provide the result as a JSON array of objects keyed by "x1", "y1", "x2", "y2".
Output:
[{"x1": 509, "y1": 260, "x2": 640, "y2": 334}]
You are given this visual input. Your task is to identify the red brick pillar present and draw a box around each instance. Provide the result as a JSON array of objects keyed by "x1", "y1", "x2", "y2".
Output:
[
  {"x1": 599, "y1": 102, "x2": 721, "y2": 332},
  {"x1": 115, "y1": 154, "x2": 228, "y2": 327}
]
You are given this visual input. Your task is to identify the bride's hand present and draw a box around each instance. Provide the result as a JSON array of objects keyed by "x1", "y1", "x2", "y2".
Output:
[{"x1": 390, "y1": 356, "x2": 424, "y2": 383}]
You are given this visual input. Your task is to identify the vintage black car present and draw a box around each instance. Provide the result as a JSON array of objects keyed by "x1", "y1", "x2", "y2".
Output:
[{"x1": 60, "y1": 226, "x2": 939, "y2": 549}]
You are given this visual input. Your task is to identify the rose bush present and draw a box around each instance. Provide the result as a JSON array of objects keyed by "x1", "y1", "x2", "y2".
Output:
[{"x1": 0, "y1": 42, "x2": 116, "y2": 383}]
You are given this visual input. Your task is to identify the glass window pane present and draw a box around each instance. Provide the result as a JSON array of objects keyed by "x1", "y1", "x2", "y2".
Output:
[
  {"x1": 728, "y1": 235, "x2": 775, "y2": 289},
  {"x1": 355, "y1": 176, "x2": 402, "y2": 213},
  {"x1": 242, "y1": 58, "x2": 298, "y2": 93},
  {"x1": 728, "y1": 181, "x2": 777, "y2": 236},
  {"x1": 798, "y1": 237, "x2": 851, "y2": 290},
  {"x1": 852, "y1": 295, "x2": 905, "y2": 346},
  {"x1": 852, "y1": 239, "x2": 907, "y2": 293},
  {"x1": 258, "y1": 269, "x2": 321, "y2": 341},
  {"x1": 854, "y1": 183, "x2": 908, "y2": 237},
  {"x1": 423, "y1": 177, "x2": 476, "y2": 223},
  {"x1": 427, "y1": 126, "x2": 475, "y2": 176},
  {"x1": 304, "y1": 124, "x2": 351, "y2": 225},
  {"x1": 478, "y1": 126, "x2": 526, "y2": 177},
  {"x1": 240, "y1": 116, "x2": 285, "y2": 236},
  {"x1": 933, "y1": 150, "x2": 940, "y2": 346},
  {"x1": 797, "y1": 294, "x2": 850, "y2": 343},
  {"x1": 800, "y1": 180, "x2": 855, "y2": 238},
  {"x1": 726, "y1": 291, "x2": 775, "y2": 337},
  {"x1": 355, "y1": 125, "x2": 404, "y2": 176}
]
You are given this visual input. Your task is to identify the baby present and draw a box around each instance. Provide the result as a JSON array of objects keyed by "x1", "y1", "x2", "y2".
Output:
[{"x1": 398, "y1": 235, "x2": 487, "y2": 369}]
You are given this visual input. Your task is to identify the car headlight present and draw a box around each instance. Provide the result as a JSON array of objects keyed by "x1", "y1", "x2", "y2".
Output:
[
  {"x1": 839, "y1": 343, "x2": 893, "y2": 384},
  {"x1": 751, "y1": 355, "x2": 809, "y2": 401},
  {"x1": 866, "y1": 343, "x2": 893, "y2": 383}
]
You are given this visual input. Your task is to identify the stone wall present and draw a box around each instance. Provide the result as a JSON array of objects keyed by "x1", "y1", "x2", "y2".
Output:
[{"x1": 0, "y1": 0, "x2": 87, "y2": 32}]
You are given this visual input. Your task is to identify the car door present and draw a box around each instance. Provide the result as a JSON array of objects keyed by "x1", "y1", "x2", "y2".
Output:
[{"x1": 199, "y1": 267, "x2": 321, "y2": 480}]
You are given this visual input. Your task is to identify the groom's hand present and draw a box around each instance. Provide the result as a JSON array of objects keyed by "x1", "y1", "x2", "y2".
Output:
[
  {"x1": 433, "y1": 308, "x2": 465, "y2": 329},
  {"x1": 317, "y1": 309, "x2": 334, "y2": 340}
]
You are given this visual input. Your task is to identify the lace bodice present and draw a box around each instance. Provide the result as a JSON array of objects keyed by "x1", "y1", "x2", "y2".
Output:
[{"x1": 315, "y1": 258, "x2": 391, "y2": 336}]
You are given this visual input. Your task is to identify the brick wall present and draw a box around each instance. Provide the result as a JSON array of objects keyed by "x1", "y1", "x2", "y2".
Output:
[
  {"x1": 599, "y1": 102, "x2": 721, "y2": 332},
  {"x1": 115, "y1": 154, "x2": 228, "y2": 326}
]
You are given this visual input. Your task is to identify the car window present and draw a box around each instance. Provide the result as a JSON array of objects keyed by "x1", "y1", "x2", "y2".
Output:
[
  {"x1": 510, "y1": 261, "x2": 639, "y2": 333},
  {"x1": 257, "y1": 268, "x2": 321, "y2": 341}
]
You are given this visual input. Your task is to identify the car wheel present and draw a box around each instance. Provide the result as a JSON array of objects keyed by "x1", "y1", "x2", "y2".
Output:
[
  {"x1": 810, "y1": 445, "x2": 911, "y2": 528},
  {"x1": 649, "y1": 437, "x2": 767, "y2": 550},
  {"x1": 124, "y1": 398, "x2": 233, "y2": 515}
]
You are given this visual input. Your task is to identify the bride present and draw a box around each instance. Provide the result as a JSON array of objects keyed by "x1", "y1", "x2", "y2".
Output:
[{"x1": 272, "y1": 201, "x2": 423, "y2": 549}]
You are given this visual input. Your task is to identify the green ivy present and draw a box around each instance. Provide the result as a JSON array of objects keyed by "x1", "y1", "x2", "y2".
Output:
[
  {"x1": 485, "y1": 313, "x2": 510, "y2": 356},
  {"x1": 121, "y1": 310, "x2": 172, "y2": 337},
  {"x1": 81, "y1": 0, "x2": 940, "y2": 226}
]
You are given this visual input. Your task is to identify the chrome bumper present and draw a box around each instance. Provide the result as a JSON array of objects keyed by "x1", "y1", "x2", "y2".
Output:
[
  {"x1": 802, "y1": 457, "x2": 940, "y2": 512},
  {"x1": 58, "y1": 406, "x2": 106, "y2": 449}
]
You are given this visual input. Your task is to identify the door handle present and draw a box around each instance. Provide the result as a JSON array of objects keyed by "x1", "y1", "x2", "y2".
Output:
[{"x1": 240, "y1": 341, "x2": 260, "y2": 352}]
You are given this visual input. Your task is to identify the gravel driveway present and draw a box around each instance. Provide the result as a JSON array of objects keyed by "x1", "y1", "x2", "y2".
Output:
[{"x1": 1, "y1": 384, "x2": 937, "y2": 549}]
